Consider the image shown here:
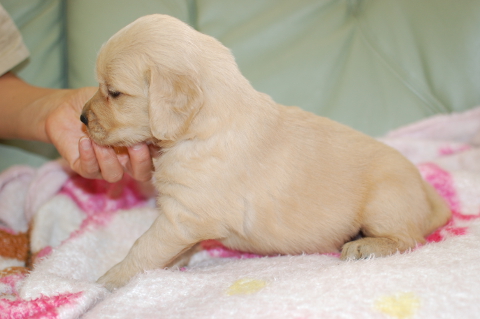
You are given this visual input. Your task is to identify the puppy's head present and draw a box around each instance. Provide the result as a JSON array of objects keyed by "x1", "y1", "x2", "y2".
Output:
[{"x1": 81, "y1": 15, "x2": 211, "y2": 146}]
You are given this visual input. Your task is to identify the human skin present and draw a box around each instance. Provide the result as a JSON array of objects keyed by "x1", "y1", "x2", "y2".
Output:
[{"x1": 0, "y1": 72, "x2": 154, "y2": 182}]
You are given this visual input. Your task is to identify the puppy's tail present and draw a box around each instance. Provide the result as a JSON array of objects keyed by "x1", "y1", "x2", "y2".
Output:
[{"x1": 423, "y1": 181, "x2": 452, "y2": 235}]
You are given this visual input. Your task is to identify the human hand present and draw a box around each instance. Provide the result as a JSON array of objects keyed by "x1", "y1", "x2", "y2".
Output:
[
  {"x1": 43, "y1": 88, "x2": 155, "y2": 182},
  {"x1": 0, "y1": 73, "x2": 154, "y2": 182}
]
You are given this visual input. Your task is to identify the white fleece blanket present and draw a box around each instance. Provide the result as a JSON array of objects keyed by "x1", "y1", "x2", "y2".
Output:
[{"x1": 1, "y1": 107, "x2": 480, "y2": 319}]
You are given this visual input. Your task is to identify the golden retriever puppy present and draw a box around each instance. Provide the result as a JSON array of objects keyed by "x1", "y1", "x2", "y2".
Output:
[{"x1": 81, "y1": 14, "x2": 451, "y2": 291}]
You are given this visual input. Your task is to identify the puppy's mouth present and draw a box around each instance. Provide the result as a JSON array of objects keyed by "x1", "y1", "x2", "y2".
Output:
[{"x1": 80, "y1": 111, "x2": 111, "y2": 146}]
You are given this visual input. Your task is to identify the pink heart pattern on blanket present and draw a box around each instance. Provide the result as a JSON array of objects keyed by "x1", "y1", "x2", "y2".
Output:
[
  {"x1": 60, "y1": 175, "x2": 150, "y2": 234},
  {"x1": 420, "y1": 163, "x2": 479, "y2": 242}
]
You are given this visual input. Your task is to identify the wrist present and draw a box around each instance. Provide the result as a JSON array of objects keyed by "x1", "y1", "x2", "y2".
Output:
[
  {"x1": 17, "y1": 89, "x2": 59, "y2": 143},
  {"x1": 0, "y1": 72, "x2": 57, "y2": 142}
]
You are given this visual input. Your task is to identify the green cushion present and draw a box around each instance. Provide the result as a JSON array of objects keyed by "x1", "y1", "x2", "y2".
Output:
[
  {"x1": 66, "y1": 0, "x2": 480, "y2": 137},
  {"x1": 196, "y1": 0, "x2": 480, "y2": 136},
  {"x1": 3, "y1": 0, "x2": 480, "y2": 168},
  {"x1": 4, "y1": 0, "x2": 480, "y2": 140},
  {"x1": 1, "y1": 0, "x2": 66, "y2": 88},
  {"x1": 0, "y1": 144, "x2": 48, "y2": 171},
  {"x1": 66, "y1": 0, "x2": 194, "y2": 89}
]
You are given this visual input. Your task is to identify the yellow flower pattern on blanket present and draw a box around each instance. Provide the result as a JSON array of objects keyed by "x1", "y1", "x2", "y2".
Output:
[
  {"x1": 374, "y1": 292, "x2": 420, "y2": 318},
  {"x1": 227, "y1": 278, "x2": 267, "y2": 295}
]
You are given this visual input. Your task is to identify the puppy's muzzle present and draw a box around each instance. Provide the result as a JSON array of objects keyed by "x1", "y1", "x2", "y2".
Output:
[{"x1": 80, "y1": 113, "x2": 89, "y2": 126}]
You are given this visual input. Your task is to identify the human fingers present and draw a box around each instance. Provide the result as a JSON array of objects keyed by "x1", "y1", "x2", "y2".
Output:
[
  {"x1": 74, "y1": 136, "x2": 103, "y2": 179},
  {"x1": 44, "y1": 87, "x2": 98, "y2": 177},
  {"x1": 92, "y1": 141, "x2": 125, "y2": 183},
  {"x1": 125, "y1": 143, "x2": 154, "y2": 182}
]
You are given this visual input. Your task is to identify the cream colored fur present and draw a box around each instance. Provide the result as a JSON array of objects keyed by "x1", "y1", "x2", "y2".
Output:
[{"x1": 81, "y1": 14, "x2": 451, "y2": 291}]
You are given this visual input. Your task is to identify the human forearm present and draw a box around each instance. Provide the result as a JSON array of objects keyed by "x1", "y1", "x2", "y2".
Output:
[
  {"x1": 0, "y1": 72, "x2": 154, "y2": 182},
  {"x1": 0, "y1": 72, "x2": 57, "y2": 142}
]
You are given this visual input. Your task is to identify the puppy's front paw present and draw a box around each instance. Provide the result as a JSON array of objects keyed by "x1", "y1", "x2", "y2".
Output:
[
  {"x1": 340, "y1": 237, "x2": 401, "y2": 260},
  {"x1": 96, "y1": 263, "x2": 136, "y2": 292}
]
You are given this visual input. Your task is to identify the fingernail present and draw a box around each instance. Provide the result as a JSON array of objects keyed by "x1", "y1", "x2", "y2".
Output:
[
  {"x1": 131, "y1": 143, "x2": 143, "y2": 151},
  {"x1": 80, "y1": 137, "x2": 91, "y2": 150}
]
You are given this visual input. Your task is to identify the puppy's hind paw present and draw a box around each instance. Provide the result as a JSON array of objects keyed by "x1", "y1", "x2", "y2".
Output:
[
  {"x1": 97, "y1": 275, "x2": 122, "y2": 292},
  {"x1": 96, "y1": 264, "x2": 135, "y2": 292},
  {"x1": 340, "y1": 237, "x2": 402, "y2": 260}
]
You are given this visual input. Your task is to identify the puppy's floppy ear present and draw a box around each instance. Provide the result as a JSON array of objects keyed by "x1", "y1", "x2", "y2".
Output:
[{"x1": 148, "y1": 67, "x2": 203, "y2": 141}]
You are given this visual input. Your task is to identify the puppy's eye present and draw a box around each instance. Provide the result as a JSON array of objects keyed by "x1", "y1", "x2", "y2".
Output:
[{"x1": 108, "y1": 90, "x2": 122, "y2": 98}]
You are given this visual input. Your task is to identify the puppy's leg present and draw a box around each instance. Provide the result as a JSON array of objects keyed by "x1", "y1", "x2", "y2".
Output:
[
  {"x1": 97, "y1": 213, "x2": 202, "y2": 291},
  {"x1": 165, "y1": 243, "x2": 202, "y2": 269},
  {"x1": 340, "y1": 179, "x2": 427, "y2": 260},
  {"x1": 340, "y1": 236, "x2": 414, "y2": 260},
  {"x1": 422, "y1": 181, "x2": 451, "y2": 234}
]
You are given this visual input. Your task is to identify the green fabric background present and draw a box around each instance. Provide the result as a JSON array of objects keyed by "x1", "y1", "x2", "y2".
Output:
[{"x1": 1, "y1": 0, "x2": 479, "y2": 165}]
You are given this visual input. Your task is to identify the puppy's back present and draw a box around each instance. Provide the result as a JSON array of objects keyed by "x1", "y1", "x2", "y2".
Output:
[{"x1": 223, "y1": 104, "x2": 439, "y2": 255}]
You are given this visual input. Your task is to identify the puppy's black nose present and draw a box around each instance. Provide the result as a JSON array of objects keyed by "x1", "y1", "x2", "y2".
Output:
[{"x1": 80, "y1": 114, "x2": 89, "y2": 126}]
